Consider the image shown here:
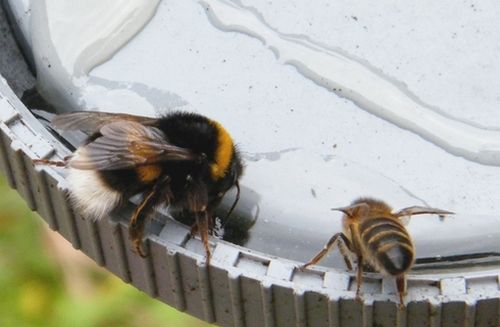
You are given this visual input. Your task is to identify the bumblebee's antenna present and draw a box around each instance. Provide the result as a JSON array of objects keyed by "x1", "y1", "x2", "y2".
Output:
[{"x1": 223, "y1": 181, "x2": 240, "y2": 226}]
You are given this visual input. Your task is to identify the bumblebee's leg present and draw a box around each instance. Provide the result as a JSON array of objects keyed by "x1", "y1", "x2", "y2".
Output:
[
  {"x1": 187, "y1": 214, "x2": 213, "y2": 238},
  {"x1": 129, "y1": 188, "x2": 159, "y2": 257},
  {"x1": 187, "y1": 213, "x2": 213, "y2": 238},
  {"x1": 300, "y1": 233, "x2": 352, "y2": 270},
  {"x1": 195, "y1": 211, "x2": 211, "y2": 264},
  {"x1": 185, "y1": 179, "x2": 211, "y2": 263},
  {"x1": 355, "y1": 255, "x2": 363, "y2": 300},
  {"x1": 396, "y1": 275, "x2": 407, "y2": 309},
  {"x1": 208, "y1": 216, "x2": 215, "y2": 236},
  {"x1": 33, "y1": 157, "x2": 69, "y2": 167},
  {"x1": 189, "y1": 223, "x2": 198, "y2": 239},
  {"x1": 129, "y1": 178, "x2": 171, "y2": 258},
  {"x1": 184, "y1": 176, "x2": 204, "y2": 239}
]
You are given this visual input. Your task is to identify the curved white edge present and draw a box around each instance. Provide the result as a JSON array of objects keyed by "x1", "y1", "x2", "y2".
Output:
[
  {"x1": 1, "y1": 0, "x2": 35, "y2": 70},
  {"x1": 0, "y1": 75, "x2": 499, "y2": 326}
]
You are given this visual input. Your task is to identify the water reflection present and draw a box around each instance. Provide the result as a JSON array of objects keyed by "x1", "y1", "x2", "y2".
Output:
[{"x1": 217, "y1": 185, "x2": 260, "y2": 245}]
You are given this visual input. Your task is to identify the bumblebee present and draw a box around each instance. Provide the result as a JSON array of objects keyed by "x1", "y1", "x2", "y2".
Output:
[
  {"x1": 34, "y1": 111, "x2": 243, "y2": 262},
  {"x1": 300, "y1": 197, "x2": 453, "y2": 307}
]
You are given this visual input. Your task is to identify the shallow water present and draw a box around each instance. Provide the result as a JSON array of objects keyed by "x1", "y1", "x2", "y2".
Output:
[{"x1": 24, "y1": 0, "x2": 500, "y2": 269}]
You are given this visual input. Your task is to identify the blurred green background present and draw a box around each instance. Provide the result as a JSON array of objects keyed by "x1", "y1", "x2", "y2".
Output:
[{"x1": 0, "y1": 175, "x2": 210, "y2": 327}]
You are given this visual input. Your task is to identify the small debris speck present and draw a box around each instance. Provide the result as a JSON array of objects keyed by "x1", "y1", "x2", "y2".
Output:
[{"x1": 311, "y1": 188, "x2": 317, "y2": 198}]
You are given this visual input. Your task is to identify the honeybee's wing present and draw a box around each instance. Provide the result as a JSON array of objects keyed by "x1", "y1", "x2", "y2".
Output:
[
  {"x1": 69, "y1": 121, "x2": 197, "y2": 170},
  {"x1": 52, "y1": 111, "x2": 158, "y2": 134},
  {"x1": 395, "y1": 206, "x2": 454, "y2": 218},
  {"x1": 331, "y1": 202, "x2": 370, "y2": 218}
]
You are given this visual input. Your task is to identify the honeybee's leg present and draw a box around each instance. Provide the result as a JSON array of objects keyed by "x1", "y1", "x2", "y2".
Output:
[
  {"x1": 337, "y1": 240, "x2": 353, "y2": 271},
  {"x1": 300, "y1": 233, "x2": 352, "y2": 270},
  {"x1": 396, "y1": 275, "x2": 406, "y2": 308},
  {"x1": 355, "y1": 255, "x2": 363, "y2": 300}
]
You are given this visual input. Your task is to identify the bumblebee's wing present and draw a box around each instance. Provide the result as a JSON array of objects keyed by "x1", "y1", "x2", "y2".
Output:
[
  {"x1": 395, "y1": 206, "x2": 454, "y2": 218},
  {"x1": 52, "y1": 111, "x2": 158, "y2": 134},
  {"x1": 69, "y1": 121, "x2": 196, "y2": 170}
]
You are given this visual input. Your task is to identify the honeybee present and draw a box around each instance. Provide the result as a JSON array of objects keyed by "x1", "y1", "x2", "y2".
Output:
[
  {"x1": 34, "y1": 111, "x2": 243, "y2": 262},
  {"x1": 300, "y1": 197, "x2": 453, "y2": 307}
]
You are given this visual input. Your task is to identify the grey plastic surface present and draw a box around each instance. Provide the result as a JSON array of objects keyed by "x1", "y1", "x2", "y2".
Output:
[
  {"x1": 18, "y1": 0, "x2": 500, "y2": 270},
  {"x1": 1, "y1": 75, "x2": 500, "y2": 327},
  {"x1": 2, "y1": 0, "x2": 500, "y2": 324}
]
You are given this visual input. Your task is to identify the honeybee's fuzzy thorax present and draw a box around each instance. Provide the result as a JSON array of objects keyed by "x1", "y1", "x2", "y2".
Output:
[{"x1": 352, "y1": 197, "x2": 393, "y2": 217}]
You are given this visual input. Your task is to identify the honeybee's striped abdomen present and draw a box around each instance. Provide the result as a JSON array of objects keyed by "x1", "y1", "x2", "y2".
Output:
[{"x1": 360, "y1": 217, "x2": 414, "y2": 275}]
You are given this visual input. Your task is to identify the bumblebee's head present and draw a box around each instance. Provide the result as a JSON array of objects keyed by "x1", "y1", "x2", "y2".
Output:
[
  {"x1": 208, "y1": 158, "x2": 243, "y2": 226},
  {"x1": 204, "y1": 119, "x2": 244, "y2": 211},
  {"x1": 208, "y1": 147, "x2": 244, "y2": 209},
  {"x1": 206, "y1": 120, "x2": 236, "y2": 180},
  {"x1": 160, "y1": 112, "x2": 244, "y2": 209}
]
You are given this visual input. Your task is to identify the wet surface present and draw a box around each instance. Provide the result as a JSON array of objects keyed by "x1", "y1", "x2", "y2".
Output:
[
  {"x1": 8, "y1": 0, "x2": 500, "y2": 273},
  {"x1": 0, "y1": 4, "x2": 35, "y2": 97},
  {"x1": 202, "y1": 0, "x2": 500, "y2": 166}
]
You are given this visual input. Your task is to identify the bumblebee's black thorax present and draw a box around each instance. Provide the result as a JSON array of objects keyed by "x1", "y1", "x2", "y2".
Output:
[
  {"x1": 95, "y1": 112, "x2": 242, "y2": 207},
  {"x1": 157, "y1": 112, "x2": 220, "y2": 164},
  {"x1": 158, "y1": 112, "x2": 242, "y2": 192}
]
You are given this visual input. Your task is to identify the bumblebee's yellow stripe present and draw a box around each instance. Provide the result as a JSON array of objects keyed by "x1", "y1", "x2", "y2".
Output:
[
  {"x1": 209, "y1": 120, "x2": 233, "y2": 180},
  {"x1": 137, "y1": 165, "x2": 162, "y2": 183}
]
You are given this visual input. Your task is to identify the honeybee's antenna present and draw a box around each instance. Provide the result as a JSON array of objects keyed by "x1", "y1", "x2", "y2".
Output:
[{"x1": 223, "y1": 181, "x2": 240, "y2": 225}]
